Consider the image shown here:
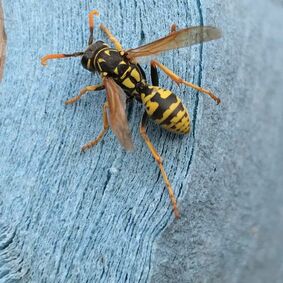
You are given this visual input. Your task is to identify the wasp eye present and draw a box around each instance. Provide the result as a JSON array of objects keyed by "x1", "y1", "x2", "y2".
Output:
[
  {"x1": 81, "y1": 55, "x2": 88, "y2": 69},
  {"x1": 81, "y1": 51, "x2": 96, "y2": 72}
]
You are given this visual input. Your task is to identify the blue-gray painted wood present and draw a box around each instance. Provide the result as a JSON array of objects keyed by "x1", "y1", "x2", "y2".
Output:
[{"x1": 0, "y1": 0, "x2": 282, "y2": 282}]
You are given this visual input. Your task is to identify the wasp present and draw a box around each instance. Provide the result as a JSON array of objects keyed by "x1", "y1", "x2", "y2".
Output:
[{"x1": 41, "y1": 10, "x2": 221, "y2": 218}]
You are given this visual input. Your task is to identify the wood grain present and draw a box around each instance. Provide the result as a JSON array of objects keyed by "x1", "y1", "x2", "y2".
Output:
[
  {"x1": 0, "y1": 0, "x2": 282, "y2": 282},
  {"x1": 0, "y1": 1, "x2": 6, "y2": 81}
]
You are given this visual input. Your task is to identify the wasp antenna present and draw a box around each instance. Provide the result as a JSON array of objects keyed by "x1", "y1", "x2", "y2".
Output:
[
  {"x1": 41, "y1": 52, "x2": 84, "y2": 66},
  {"x1": 88, "y1": 10, "x2": 100, "y2": 45}
]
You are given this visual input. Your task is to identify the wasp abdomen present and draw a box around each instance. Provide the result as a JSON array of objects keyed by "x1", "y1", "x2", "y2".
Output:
[{"x1": 141, "y1": 86, "x2": 190, "y2": 134}]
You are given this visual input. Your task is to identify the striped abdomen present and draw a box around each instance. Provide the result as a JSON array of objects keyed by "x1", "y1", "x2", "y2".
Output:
[{"x1": 141, "y1": 86, "x2": 190, "y2": 134}]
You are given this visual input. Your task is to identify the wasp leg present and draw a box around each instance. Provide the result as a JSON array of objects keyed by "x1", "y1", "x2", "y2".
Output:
[
  {"x1": 170, "y1": 24, "x2": 177, "y2": 34},
  {"x1": 88, "y1": 10, "x2": 100, "y2": 45},
  {"x1": 139, "y1": 112, "x2": 180, "y2": 219},
  {"x1": 81, "y1": 102, "x2": 109, "y2": 152},
  {"x1": 151, "y1": 64, "x2": 159, "y2": 86},
  {"x1": 65, "y1": 83, "x2": 105, "y2": 105},
  {"x1": 151, "y1": 59, "x2": 221, "y2": 104},
  {"x1": 41, "y1": 52, "x2": 84, "y2": 66},
  {"x1": 99, "y1": 24, "x2": 123, "y2": 52}
]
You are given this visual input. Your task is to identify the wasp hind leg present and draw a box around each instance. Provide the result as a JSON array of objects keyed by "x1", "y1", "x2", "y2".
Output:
[
  {"x1": 65, "y1": 83, "x2": 105, "y2": 105},
  {"x1": 81, "y1": 102, "x2": 109, "y2": 152},
  {"x1": 151, "y1": 59, "x2": 221, "y2": 104},
  {"x1": 139, "y1": 112, "x2": 180, "y2": 219},
  {"x1": 99, "y1": 24, "x2": 123, "y2": 52},
  {"x1": 148, "y1": 63, "x2": 179, "y2": 217}
]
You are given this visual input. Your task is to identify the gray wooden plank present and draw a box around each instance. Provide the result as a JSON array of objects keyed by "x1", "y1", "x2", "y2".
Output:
[{"x1": 0, "y1": 0, "x2": 282, "y2": 282}]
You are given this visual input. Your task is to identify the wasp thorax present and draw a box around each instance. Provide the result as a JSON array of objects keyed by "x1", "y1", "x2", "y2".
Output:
[{"x1": 81, "y1": 41, "x2": 109, "y2": 72}]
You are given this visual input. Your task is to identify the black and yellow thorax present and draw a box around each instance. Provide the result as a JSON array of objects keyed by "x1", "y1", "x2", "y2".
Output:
[{"x1": 85, "y1": 41, "x2": 146, "y2": 100}]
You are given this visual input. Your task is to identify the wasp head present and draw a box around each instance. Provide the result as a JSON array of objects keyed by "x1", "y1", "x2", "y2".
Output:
[{"x1": 81, "y1": 41, "x2": 108, "y2": 72}]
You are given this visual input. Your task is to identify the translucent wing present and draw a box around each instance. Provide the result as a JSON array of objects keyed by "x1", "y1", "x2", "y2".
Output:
[
  {"x1": 126, "y1": 26, "x2": 221, "y2": 60},
  {"x1": 103, "y1": 77, "x2": 134, "y2": 151}
]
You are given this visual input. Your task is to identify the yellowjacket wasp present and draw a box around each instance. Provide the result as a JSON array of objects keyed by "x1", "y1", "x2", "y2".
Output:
[{"x1": 41, "y1": 10, "x2": 221, "y2": 218}]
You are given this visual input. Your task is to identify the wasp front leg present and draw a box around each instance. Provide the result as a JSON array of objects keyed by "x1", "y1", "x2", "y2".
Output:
[
  {"x1": 65, "y1": 83, "x2": 105, "y2": 105},
  {"x1": 139, "y1": 112, "x2": 180, "y2": 219},
  {"x1": 81, "y1": 102, "x2": 109, "y2": 152},
  {"x1": 99, "y1": 24, "x2": 123, "y2": 52},
  {"x1": 151, "y1": 59, "x2": 221, "y2": 104}
]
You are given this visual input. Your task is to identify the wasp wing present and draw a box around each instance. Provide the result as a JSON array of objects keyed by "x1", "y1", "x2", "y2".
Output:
[
  {"x1": 126, "y1": 26, "x2": 221, "y2": 60},
  {"x1": 103, "y1": 77, "x2": 134, "y2": 151}
]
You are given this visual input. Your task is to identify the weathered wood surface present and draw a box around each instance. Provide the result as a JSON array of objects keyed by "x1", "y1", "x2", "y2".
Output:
[{"x1": 0, "y1": 0, "x2": 282, "y2": 282}]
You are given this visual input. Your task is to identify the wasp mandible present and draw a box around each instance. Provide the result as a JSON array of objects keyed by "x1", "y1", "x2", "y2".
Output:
[{"x1": 41, "y1": 10, "x2": 221, "y2": 219}]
